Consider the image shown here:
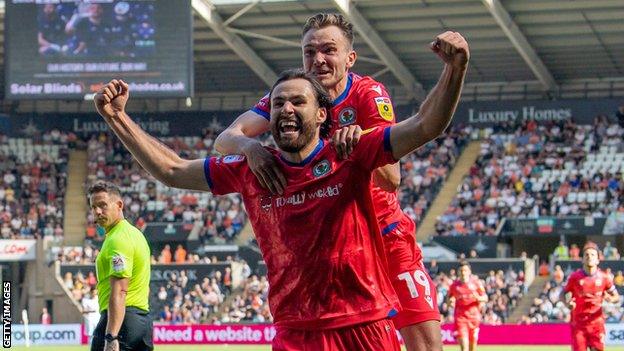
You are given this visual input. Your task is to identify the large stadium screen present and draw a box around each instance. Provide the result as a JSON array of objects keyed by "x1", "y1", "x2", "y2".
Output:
[{"x1": 5, "y1": 0, "x2": 193, "y2": 99}]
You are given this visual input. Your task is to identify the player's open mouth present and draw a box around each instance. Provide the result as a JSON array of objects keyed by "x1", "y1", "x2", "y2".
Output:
[
  {"x1": 314, "y1": 70, "x2": 331, "y2": 78},
  {"x1": 279, "y1": 120, "x2": 300, "y2": 136}
]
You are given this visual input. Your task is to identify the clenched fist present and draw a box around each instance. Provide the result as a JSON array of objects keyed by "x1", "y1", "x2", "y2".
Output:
[
  {"x1": 430, "y1": 31, "x2": 470, "y2": 70},
  {"x1": 94, "y1": 79, "x2": 129, "y2": 119}
]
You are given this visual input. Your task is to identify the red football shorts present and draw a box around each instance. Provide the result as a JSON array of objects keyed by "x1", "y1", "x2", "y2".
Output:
[
  {"x1": 571, "y1": 322, "x2": 605, "y2": 351},
  {"x1": 454, "y1": 318, "x2": 480, "y2": 343},
  {"x1": 272, "y1": 319, "x2": 401, "y2": 351},
  {"x1": 383, "y1": 215, "x2": 441, "y2": 329}
]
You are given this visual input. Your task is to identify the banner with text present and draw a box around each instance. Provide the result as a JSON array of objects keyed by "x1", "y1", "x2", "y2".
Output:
[
  {"x1": 12, "y1": 324, "x2": 82, "y2": 346},
  {"x1": 0, "y1": 111, "x2": 245, "y2": 137},
  {"x1": 0, "y1": 239, "x2": 37, "y2": 261},
  {"x1": 501, "y1": 217, "x2": 607, "y2": 236},
  {"x1": 150, "y1": 323, "x2": 574, "y2": 345},
  {"x1": 61, "y1": 263, "x2": 231, "y2": 283},
  {"x1": 453, "y1": 98, "x2": 621, "y2": 127}
]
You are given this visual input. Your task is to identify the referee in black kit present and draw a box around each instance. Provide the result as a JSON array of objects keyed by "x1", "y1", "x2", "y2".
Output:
[{"x1": 88, "y1": 182, "x2": 153, "y2": 351}]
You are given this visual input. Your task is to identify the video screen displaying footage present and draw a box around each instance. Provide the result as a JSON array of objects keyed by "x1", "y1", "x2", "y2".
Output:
[{"x1": 6, "y1": 0, "x2": 193, "y2": 99}]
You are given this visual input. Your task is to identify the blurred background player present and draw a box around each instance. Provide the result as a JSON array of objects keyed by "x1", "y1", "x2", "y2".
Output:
[
  {"x1": 564, "y1": 242, "x2": 620, "y2": 351},
  {"x1": 447, "y1": 261, "x2": 488, "y2": 351},
  {"x1": 214, "y1": 13, "x2": 468, "y2": 350}
]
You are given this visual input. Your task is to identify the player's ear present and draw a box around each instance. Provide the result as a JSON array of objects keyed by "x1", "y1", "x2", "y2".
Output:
[
  {"x1": 346, "y1": 49, "x2": 357, "y2": 70},
  {"x1": 316, "y1": 106, "x2": 327, "y2": 124}
]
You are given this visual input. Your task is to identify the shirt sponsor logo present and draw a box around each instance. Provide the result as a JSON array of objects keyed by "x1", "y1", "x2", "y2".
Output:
[
  {"x1": 112, "y1": 254, "x2": 126, "y2": 273},
  {"x1": 338, "y1": 108, "x2": 356, "y2": 126},
  {"x1": 222, "y1": 155, "x2": 245, "y2": 164},
  {"x1": 273, "y1": 183, "x2": 343, "y2": 208},
  {"x1": 312, "y1": 160, "x2": 332, "y2": 178},
  {"x1": 374, "y1": 97, "x2": 394, "y2": 121}
]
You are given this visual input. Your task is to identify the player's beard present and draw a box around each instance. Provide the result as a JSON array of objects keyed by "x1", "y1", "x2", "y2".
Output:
[{"x1": 271, "y1": 112, "x2": 318, "y2": 153}]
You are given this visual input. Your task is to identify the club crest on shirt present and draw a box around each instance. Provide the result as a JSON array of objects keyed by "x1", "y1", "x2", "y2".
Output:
[
  {"x1": 596, "y1": 279, "x2": 602, "y2": 286},
  {"x1": 374, "y1": 97, "x2": 394, "y2": 121},
  {"x1": 222, "y1": 155, "x2": 245, "y2": 164},
  {"x1": 312, "y1": 160, "x2": 332, "y2": 178},
  {"x1": 260, "y1": 195, "x2": 272, "y2": 212},
  {"x1": 112, "y1": 254, "x2": 126, "y2": 273},
  {"x1": 338, "y1": 107, "x2": 356, "y2": 126}
]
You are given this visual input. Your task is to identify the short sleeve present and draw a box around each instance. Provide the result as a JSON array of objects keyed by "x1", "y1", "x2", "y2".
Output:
[
  {"x1": 107, "y1": 238, "x2": 134, "y2": 279},
  {"x1": 204, "y1": 156, "x2": 247, "y2": 195},
  {"x1": 250, "y1": 93, "x2": 270, "y2": 121},
  {"x1": 355, "y1": 81, "x2": 396, "y2": 129},
  {"x1": 350, "y1": 126, "x2": 397, "y2": 172}
]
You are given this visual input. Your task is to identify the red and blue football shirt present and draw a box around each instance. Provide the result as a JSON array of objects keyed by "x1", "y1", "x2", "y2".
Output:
[
  {"x1": 251, "y1": 72, "x2": 410, "y2": 241},
  {"x1": 204, "y1": 127, "x2": 400, "y2": 329},
  {"x1": 565, "y1": 269, "x2": 615, "y2": 327}
]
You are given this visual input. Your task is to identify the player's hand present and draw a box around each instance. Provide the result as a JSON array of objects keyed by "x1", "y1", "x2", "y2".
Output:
[
  {"x1": 104, "y1": 339, "x2": 119, "y2": 351},
  {"x1": 94, "y1": 79, "x2": 129, "y2": 119},
  {"x1": 430, "y1": 31, "x2": 470, "y2": 70},
  {"x1": 331, "y1": 125, "x2": 362, "y2": 159},
  {"x1": 242, "y1": 142, "x2": 286, "y2": 195},
  {"x1": 569, "y1": 298, "x2": 576, "y2": 310}
]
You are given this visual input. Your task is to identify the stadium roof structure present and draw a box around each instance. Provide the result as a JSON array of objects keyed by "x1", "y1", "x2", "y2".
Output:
[{"x1": 0, "y1": 0, "x2": 623, "y2": 112}]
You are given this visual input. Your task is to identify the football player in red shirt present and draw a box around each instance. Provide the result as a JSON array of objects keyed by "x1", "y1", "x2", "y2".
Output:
[
  {"x1": 94, "y1": 37, "x2": 467, "y2": 349},
  {"x1": 564, "y1": 242, "x2": 620, "y2": 351},
  {"x1": 447, "y1": 261, "x2": 488, "y2": 351},
  {"x1": 214, "y1": 13, "x2": 467, "y2": 350}
]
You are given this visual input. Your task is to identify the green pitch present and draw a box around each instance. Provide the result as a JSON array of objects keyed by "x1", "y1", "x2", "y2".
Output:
[{"x1": 8, "y1": 346, "x2": 624, "y2": 351}]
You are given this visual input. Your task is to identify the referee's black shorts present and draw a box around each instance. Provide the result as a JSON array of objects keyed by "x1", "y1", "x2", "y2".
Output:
[{"x1": 91, "y1": 306, "x2": 153, "y2": 351}]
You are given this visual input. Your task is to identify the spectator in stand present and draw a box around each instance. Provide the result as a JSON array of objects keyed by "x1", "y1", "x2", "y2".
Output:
[
  {"x1": 604, "y1": 241, "x2": 620, "y2": 260},
  {"x1": 41, "y1": 307, "x2": 51, "y2": 324},
  {"x1": 428, "y1": 260, "x2": 439, "y2": 279},
  {"x1": 617, "y1": 105, "x2": 624, "y2": 128},
  {"x1": 552, "y1": 265, "x2": 565, "y2": 285},
  {"x1": 174, "y1": 244, "x2": 187, "y2": 263},
  {"x1": 160, "y1": 244, "x2": 172, "y2": 264},
  {"x1": 569, "y1": 244, "x2": 580, "y2": 260},
  {"x1": 554, "y1": 240, "x2": 570, "y2": 260},
  {"x1": 615, "y1": 271, "x2": 624, "y2": 287},
  {"x1": 539, "y1": 260, "x2": 550, "y2": 276},
  {"x1": 468, "y1": 249, "x2": 478, "y2": 259}
]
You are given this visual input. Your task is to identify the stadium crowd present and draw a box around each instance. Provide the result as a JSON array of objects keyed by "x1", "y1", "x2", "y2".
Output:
[
  {"x1": 0, "y1": 131, "x2": 70, "y2": 240},
  {"x1": 435, "y1": 118, "x2": 624, "y2": 236},
  {"x1": 85, "y1": 130, "x2": 248, "y2": 244},
  {"x1": 400, "y1": 126, "x2": 472, "y2": 226}
]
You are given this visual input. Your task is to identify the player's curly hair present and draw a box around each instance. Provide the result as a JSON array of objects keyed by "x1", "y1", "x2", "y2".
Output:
[
  {"x1": 269, "y1": 69, "x2": 333, "y2": 139},
  {"x1": 303, "y1": 13, "x2": 354, "y2": 48}
]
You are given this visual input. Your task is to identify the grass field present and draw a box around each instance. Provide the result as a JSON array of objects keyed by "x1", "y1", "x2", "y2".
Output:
[{"x1": 8, "y1": 346, "x2": 624, "y2": 351}]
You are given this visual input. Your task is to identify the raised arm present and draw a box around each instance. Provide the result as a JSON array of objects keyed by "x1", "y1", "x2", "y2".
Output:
[
  {"x1": 214, "y1": 110, "x2": 270, "y2": 155},
  {"x1": 214, "y1": 103, "x2": 286, "y2": 195},
  {"x1": 94, "y1": 80, "x2": 209, "y2": 192},
  {"x1": 389, "y1": 31, "x2": 469, "y2": 160}
]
